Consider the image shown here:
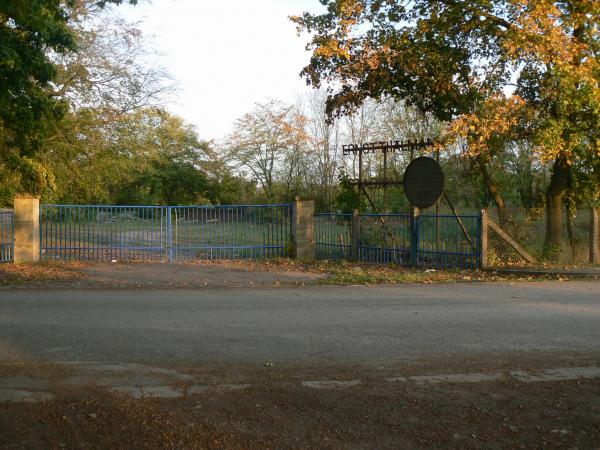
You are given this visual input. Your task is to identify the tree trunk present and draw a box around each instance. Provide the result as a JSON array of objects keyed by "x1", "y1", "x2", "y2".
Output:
[
  {"x1": 544, "y1": 154, "x2": 570, "y2": 258},
  {"x1": 475, "y1": 155, "x2": 509, "y2": 228},
  {"x1": 476, "y1": 155, "x2": 505, "y2": 210}
]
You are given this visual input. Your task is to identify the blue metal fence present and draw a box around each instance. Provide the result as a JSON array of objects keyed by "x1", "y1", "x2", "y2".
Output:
[
  {"x1": 170, "y1": 204, "x2": 291, "y2": 260},
  {"x1": 40, "y1": 204, "x2": 291, "y2": 262},
  {"x1": 314, "y1": 212, "x2": 481, "y2": 270},
  {"x1": 359, "y1": 214, "x2": 412, "y2": 264},
  {"x1": 40, "y1": 205, "x2": 167, "y2": 261},
  {"x1": 38, "y1": 204, "x2": 478, "y2": 268},
  {"x1": 315, "y1": 213, "x2": 352, "y2": 260},
  {"x1": 415, "y1": 214, "x2": 481, "y2": 270},
  {"x1": 0, "y1": 210, "x2": 14, "y2": 262}
]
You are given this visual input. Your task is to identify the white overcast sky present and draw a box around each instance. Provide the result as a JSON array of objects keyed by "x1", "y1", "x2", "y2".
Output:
[{"x1": 118, "y1": 0, "x2": 325, "y2": 141}]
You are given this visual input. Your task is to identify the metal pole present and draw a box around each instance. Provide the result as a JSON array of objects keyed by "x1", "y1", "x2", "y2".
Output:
[
  {"x1": 358, "y1": 148, "x2": 363, "y2": 210},
  {"x1": 443, "y1": 192, "x2": 477, "y2": 253},
  {"x1": 435, "y1": 148, "x2": 440, "y2": 253},
  {"x1": 383, "y1": 149, "x2": 388, "y2": 213},
  {"x1": 351, "y1": 209, "x2": 360, "y2": 261},
  {"x1": 410, "y1": 206, "x2": 420, "y2": 267},
  {"x1": 166, "y1": 206, "x2": 173, "y2": 262}
]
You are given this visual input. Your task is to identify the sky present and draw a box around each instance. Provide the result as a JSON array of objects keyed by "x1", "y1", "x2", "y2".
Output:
[{"x1": 118, "y1": 0, "x2": 326, "y2": 141}]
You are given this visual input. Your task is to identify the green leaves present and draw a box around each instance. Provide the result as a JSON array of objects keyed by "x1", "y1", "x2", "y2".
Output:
[{"x1": 0, "y1": 1, "x2": 76, "y2": 180}]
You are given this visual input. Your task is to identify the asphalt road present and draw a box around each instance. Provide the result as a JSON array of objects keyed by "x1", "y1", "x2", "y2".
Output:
[{"x1": 0, "y1": 281, "x2": 599, "y2": 364}]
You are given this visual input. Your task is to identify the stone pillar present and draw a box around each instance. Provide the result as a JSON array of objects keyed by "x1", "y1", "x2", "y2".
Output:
[
  {"x1": 481, "y1": 209, "x2": 489, "y2": 269},
  {"x1": 14, "y1": 196, "x2": 40, "y2": 263},
  {"x1": 591, "y1": 209, "x2": 599, "y2": 265},
  {"x1": 291, "y1": 197, "x2": 315, "y2": 260}
]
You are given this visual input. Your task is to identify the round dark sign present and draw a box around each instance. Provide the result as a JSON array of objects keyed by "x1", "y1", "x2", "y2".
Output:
[{"x1": 403, "y1": 157, "x2": 445, "y2": 209}]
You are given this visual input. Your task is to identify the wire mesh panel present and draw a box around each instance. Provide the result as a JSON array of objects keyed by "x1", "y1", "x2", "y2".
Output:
[
  {"x1": 359, "y1": 214, "x2": 411, "y2": 264},
  {"x1": 314, "y1": 213, "x2": 352, "y2": 260},
  {"x1": 40, "y1": 205, "x2": 167, "y2": 261},
  {"x1": 170, "y1": 204, "x2": 291, "y2": 261},
  {"x1": 0, "y1": 210, "x2": 13, "y2": 262},
  {"x1": 487, "y1": 207, "x2": 596, "y2": 266},
  {"x1": 416, "y1": 214, "x2": 480, "y2": 270}
]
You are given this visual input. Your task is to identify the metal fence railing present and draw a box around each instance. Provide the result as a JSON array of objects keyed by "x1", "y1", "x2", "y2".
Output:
[
  {"x1": 40, "y1": 204, "x2": 292, "y2": 262},
  {"x1": 315, "y1": 213, "x2": 352, "y2": 260},
  {"x1": 40, "y1": 205, "x2": 167, "y2": 261},
  {"x1": 0, "y1": 210, "x2": 14, "y2": 263},
  {"x1": 359, "y1": 214, "x2": 412, "y2": 265},
  {"x1": 416, "y1": 214, "x2": 481, "y2": 270},
  {"x1": 170, "y1": 205, "x2": 291, "y2": 260},
  {"x1": 314, "y1": 212, "x2": 481, "y2": 270}
]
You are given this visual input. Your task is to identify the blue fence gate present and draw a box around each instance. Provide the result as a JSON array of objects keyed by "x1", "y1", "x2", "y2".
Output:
[
  {"x1": 0, "y1": 210, "x2": 14, "y2": 262},
  {"x1": 315, "y1": 212, "x2": 481, "y2": 270},
  {"x1": 5, "y1": 203, "x2": 479, "y2": 269},
  {"x1": 40, "y1": 204, "x2": 291, "y2": 262},
  {"x1": 169, "y1": 205, "x2": 291, "y2": 260}
]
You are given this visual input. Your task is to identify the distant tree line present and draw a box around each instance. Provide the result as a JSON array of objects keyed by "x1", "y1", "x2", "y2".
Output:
[{"x1": 2, "y1": 1, "x2": 598, "y2": 258}]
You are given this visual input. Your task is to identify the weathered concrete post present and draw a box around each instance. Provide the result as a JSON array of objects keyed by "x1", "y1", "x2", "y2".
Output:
[
  {"x1": 351, "y1": 209, "x2": 360, "y2": 261},
  {"x1": 481, "y1": 209, "x2": 489, "y2": 269},
  {"x1": 291, "y1": 197, "x2": 315, "y2": 260},
  {"x1": 14, "y1": 195, "x2": 40, "y2": 263},
  {"x1": 591, "y1": 209, "x2": 599, "y2": 265}
]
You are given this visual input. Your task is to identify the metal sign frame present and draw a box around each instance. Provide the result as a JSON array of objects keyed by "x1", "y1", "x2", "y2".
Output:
[{"x1": 342, "y1": 139, "x2": 436, "y2": 213}]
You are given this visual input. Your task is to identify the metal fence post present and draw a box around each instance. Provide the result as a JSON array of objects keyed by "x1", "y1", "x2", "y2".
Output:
[
  {"x1": 351, "y1": 209, "x2": 360, "y2": 261},
  {"x1": 409, "y1": 207, "x2": 420, "y2": 267},
  {"x1": 481, "y1": 209, "x2": 489, "y2": 269},
  {"x1": 166, "y1": 206, "x2": 173, "y2": 262},
  {"x1": 591, "y1": 208, "x2": 599, "y2": 265}
]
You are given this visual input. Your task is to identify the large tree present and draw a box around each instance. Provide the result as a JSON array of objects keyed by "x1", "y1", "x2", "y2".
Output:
[
  {"x1": 0, "y1": 0, "x2": 137, "y2": 196},
  {"x1": 45, "y1": 107, "x2": 215, "y2": 205},
  {"x1": 293, "y1": 0, "x2": 600, "y2": 252},
  {"x1": 227, "y1": 100, "x2": 308, "y2": 201}
]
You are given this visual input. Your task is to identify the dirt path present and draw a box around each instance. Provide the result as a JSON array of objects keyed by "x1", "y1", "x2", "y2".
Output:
[
  {"x1": 0, "y1": 260, "x2": 324, "y2": 289},
  {"x1": 80, "y1": 260, "x2": 323, "y2": 288},
  {"x1": 0, "y1": 259, "x2": 578, "y2": 290}
]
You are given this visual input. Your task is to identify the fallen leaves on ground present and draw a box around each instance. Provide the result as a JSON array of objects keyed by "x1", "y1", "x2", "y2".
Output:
[{"x1": 0, "y1": 261, "x2": 88, "y2": 286}]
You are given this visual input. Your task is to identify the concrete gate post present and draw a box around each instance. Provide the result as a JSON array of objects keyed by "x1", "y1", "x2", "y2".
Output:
[
  {"x1": 291, "y1": 197, "x2": 315, "y2": 260},
  {"x1": 481, "y1": 209, "x2": 489, "y2": 269},
  {"x1": 14, "y1": 195, "x2": 40, "y2": 263}
]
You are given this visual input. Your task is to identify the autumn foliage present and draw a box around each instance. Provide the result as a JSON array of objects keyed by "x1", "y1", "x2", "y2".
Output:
[{"x1": 293, "y1": 0, "x2": 599, "y2": 250}]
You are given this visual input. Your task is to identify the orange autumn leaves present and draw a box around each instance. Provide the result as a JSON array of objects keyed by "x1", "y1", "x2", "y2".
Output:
[
  {"x1": 447, "y1": 0, "x2": 599, "y2": 163},
  {"x1": 294, "y1": 0, "x2": 599, "y2": 164},
  {"x1": 445, "y1": 95, "x2": 529, "y2": 157}
]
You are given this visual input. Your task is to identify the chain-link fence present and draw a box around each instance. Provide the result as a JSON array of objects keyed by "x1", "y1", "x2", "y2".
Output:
[{"x1": 486, "y1": 207, "x2": 599, "y2": 267}]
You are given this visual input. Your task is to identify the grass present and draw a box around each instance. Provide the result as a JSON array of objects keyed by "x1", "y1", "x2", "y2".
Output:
[
  {"x1": 307, "y1": 261, "x2": 534, "y2": 285},
  {"x1": 243, "y1": 258, "x2": 568, "y2": 285}
]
